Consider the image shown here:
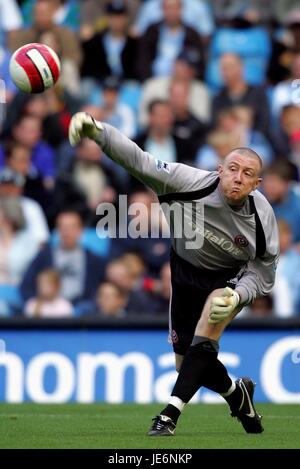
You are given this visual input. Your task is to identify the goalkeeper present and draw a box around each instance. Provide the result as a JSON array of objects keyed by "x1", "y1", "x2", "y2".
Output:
[{"x1": 69, "y1": 113, "x2": 279, "y2": 436}]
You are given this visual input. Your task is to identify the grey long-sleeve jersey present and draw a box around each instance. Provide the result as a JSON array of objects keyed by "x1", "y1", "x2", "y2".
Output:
[{"x1": 95, "y1": 124, "x2": 279, "y2": 305}]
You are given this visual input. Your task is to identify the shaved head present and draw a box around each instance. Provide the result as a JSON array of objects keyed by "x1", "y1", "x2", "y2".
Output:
[
  {"x1": 225, "y1": 147, "x2": 263, "y2": 175},
  {"x1": 218, "y1": 147, "x2": 263, "y2": 205}
]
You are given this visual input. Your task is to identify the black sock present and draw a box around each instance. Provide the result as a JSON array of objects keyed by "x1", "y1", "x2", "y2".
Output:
[
  {"x1": 160, "y1": 404, "x2": 181, "y2": 424},
  {"x1": 202, "y1": 358, "x2": 243, "y2": 407},
  {"x1": 171, "y1": 339, "x2": 233, "y2": 403},
  {"x1": 171, "y1": 340, "x2": 218, "y2": 402},
  {"x1": 223, "y1": 384, "x2": 243, "y2": 410},
  {"x1": 202, "y1": 357, "x2": 233, "y2": 394}
]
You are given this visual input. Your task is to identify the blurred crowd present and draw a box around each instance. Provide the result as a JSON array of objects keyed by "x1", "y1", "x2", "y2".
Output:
[{"x1": 1, "y1": 0, "x2": 300, "y2": 319}]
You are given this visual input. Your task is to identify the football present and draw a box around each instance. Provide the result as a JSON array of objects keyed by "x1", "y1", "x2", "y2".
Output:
[{"x1": 9, "y1": 42, "x2": 61, "y2": 94}]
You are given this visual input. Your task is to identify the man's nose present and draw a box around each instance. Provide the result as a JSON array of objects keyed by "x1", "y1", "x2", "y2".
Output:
[{"x1": 234, "y1": 171, "x2": 243, "y2": 183}]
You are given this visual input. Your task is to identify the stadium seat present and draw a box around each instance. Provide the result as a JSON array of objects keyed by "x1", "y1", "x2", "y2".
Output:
[{"x1": 0, "y1": 285, "x2": 22, "y2": 316}]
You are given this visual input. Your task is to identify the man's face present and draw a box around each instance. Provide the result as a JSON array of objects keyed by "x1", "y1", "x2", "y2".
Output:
[
  {"x1": 218, "y1": 153, "x2": 261, "y2": 205},
  {"x1": 291, "y1": 53, "x2": 300, "y2": 78},
  {"x1": 97, "y1": 283, "x2": 125, "y2": 316},
  {"x1": 107, "y1": 13, "x2": 128, "y2": 34},
  {"x1": 8, "y1": 147, "x2": 31, "y2": 175},
  {"x1": 13, "y1": 116, "x2": 41, "y2": 149},
  {"x1": 261, "y1": 174, "x2": 289, "y2": 203},
  {"x1": 56, "y1": 212, "x2": 83, "y2": 250},
  {"x1": 149, "y1": 103, "x2": 174, "y2": 133},
  {"x1": 163, "y1": 0, "x2": 182, "y2": 27},
  {"x1": 76, "y1": 139, "x2": 102, "y2": 163},
  {"x1": 173, "y1": 59, "x2": 194, "y2": 81},
  {"x1": 34, "y1": 0, "x2": 55, "y2": 30},
  {"x1": 220, "y1": 54, "x2": 243, "y2": 84},
  {"x1": 281, "y1": 107, "x2": 300, "y2": 136}
]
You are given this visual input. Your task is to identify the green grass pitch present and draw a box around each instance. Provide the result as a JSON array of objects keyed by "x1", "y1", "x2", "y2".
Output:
[{"x1": 0, "y1": 403, "x2": 299, "y2": 449}]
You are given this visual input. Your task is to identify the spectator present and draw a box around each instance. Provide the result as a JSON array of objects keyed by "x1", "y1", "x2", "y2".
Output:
[
  {"x1": 280, "y1": 9, "x2": 300, "y2": 51},
  {"x1": 81, "y1": 0, "x2": 139, "y2": 87},
  {"x1": 68, "y1": 137, "x2": 116, "y2": 212},
  {"x1": 23, "y1": 90, "x2": 68, "y2": 148},
  {"x1": 20, "y1": 209, "x2": 106, "y2": 303},
  {"x1": 211, "y1": 1, "x2": 272, "y2": 23},
  {"x1": 142, "y1": 261, "x2": 171, "y2": 314},
  {"x1": 135, "y1": 100, "x2": 179, "y2": 163},
  {"x1": 289, "y1": 128, "x2": 300, "y2": 177},
  {"x1": 24, "y1": 268, "x2": 73, "y2": 318},
  {"x1": 8, "y1": 0, "x2": 82, "y2": 70},
  {"x1": 0, "y1": 168, "x2": 49, "y2": 246},
  {"x1": 261, "y1": 163, "x2": 300, "y2": 243},
  {"x1": 212, "y1": 53, "x2": 271, "y2": 137},
  {"x1": 196, "y1": 129, "x2": 241, "y2": 171},
  {"x1": 206, "y1": 5, "x2": 271, "y2": 89},
  {"x1": 94, "y1": 281, "x2": 128, "y2": 317},
  {"x1": 109, "y1": 190, "x2": 170, "y2": 276},
  {"x1": 241, "y1": 295, "x2": 273, "y2": 318},
  {"x1": 1, "y1": 86, "x2": 76, "y2": 147},
  {"x1": 0, "y1": 196, "x2": 39, "y2": 286},
  {"x1": 105, "y1": 256, "x2": 162, "y2": 314},
  {"x1": 0, "y1": 0, "x2": 22, "y2": 47},
  {"x1": 0, "y1": 44, "x2": 16, "y2": 103},
  {"x1": 38, "y1": 29, "x2": 81, "y2": 96},
  {"x1": 263, "y1": 5, "x2": 300, "y2": 85},
  {"x1": 3, "y1": 141, "x2": 51, "y2": 213},
  {"x1": 138, "y1": 48, "x2": 211, "y2": 127},
  {"x1": 56, "y1": 105, "x2": 130, "y2": 201},
  {"x1": 121, "y1": 252, "x2": 146, "y2": 287},
  {"x1": 197, "y1": 106, "x2": 273, "y2": 170},
  {"x1": 169, "y1": 80, "x2": 208, "y2": 163},
  {"x1": 271, "y1": 53, "x2": 300, "y2": 119},
  {"x1": 0, "y1": 114, "x2": 56, "y2": 190},
  {"x1": 276, "y1": 104, "x2": 300, "y2": 172},
  {"x1": 155, "y1": 262, "x2": 171, "y2": 313},
  {"x1": 21, "y1": 0, "x2": 80, "y2": 32},
  {"x1": 133, "y1": 0, "x2": 214, "y2": 39},
  {"x1": 99, "y1": 76, "x2": 137, "y2": 138},
  {"x1": 80, "y1": 0, "x2": 140, "y2": 39},
  {"x1": 137, "y1": 0, "x2": 204, "y2": 81},
  {"x1": 229, "y1": 106, "x2": 273, "y2": 166},
  {"x1": 272, "y1": 219, "x2": 300, "y2": 317}
]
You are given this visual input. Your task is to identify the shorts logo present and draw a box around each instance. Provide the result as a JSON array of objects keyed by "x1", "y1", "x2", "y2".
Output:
[
  {"x1": 234, "y1": 235, "x2": 249, "y2": 247},
  {"x1": 155, "y1": 159, "x2": 170, "y2": 173},
  {"x1": 171, "y1": 330, "x2": 178, "y2": 343}
]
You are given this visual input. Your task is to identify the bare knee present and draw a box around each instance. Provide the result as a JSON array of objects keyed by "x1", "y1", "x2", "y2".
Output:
[{"x1": 195, "y1": 288, "x2": 231, "y2": 341}]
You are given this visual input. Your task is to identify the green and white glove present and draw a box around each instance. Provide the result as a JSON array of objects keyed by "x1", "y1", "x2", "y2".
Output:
[
  {"x1": 69, "y1": 112, "x2": 103, "y2": 147},
  {"x1": 209, "y1": 287, "x2": 240, "y2": 324}
]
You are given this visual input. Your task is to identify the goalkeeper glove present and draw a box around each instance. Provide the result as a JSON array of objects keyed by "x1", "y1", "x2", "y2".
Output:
[
  {"x1": 69, "y1": 112, "x2": 103, "y2": 147},
  {"x1": 209, "y1": 287, "x2": 240, "y2": 324}
]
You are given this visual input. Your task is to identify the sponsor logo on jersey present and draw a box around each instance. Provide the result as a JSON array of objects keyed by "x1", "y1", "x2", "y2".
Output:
[
  {"x1": 205, "y1": 230, "x2": 243, "y2": 256},
  {"x1": 155, "y1": 159, "x2": 170, "y2": 173},
  {"x1": 188, "y1": 221, "x2": 244, "y2": 256}
]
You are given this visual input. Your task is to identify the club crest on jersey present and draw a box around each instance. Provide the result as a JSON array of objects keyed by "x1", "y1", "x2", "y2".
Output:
[
  {"x1": 171, "y1": 330, "x2": 178, "y2": 343},
  {"x1": 234, "y1": 235, "x2": 249, "y2": 247},
  {"x1": 155, "y1": 159, "x2": 170, "y2": 173}
]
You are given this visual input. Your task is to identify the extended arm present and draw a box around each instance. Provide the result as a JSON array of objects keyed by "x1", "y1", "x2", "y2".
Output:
[{"x1": 69, "y1": 112, "x2": 212, "y2": 195}]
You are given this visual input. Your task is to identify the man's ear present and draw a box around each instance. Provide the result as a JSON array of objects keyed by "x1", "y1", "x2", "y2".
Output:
[
  {"x1": 253, "y1": 177, "x2": 262, "y2": 190},
  {"x1": 218, "y1": 164, "x2": 223, "y2": 175}
]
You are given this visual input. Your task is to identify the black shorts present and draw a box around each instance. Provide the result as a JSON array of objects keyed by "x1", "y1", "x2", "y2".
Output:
[{"x1": 169, "y1": 248, "x2": 240, "y2": 356}]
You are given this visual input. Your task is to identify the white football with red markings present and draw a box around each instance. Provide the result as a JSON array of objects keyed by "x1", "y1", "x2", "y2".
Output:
[{"x1": 9, "y1": 42, "x2": 61, "y2": 94}]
